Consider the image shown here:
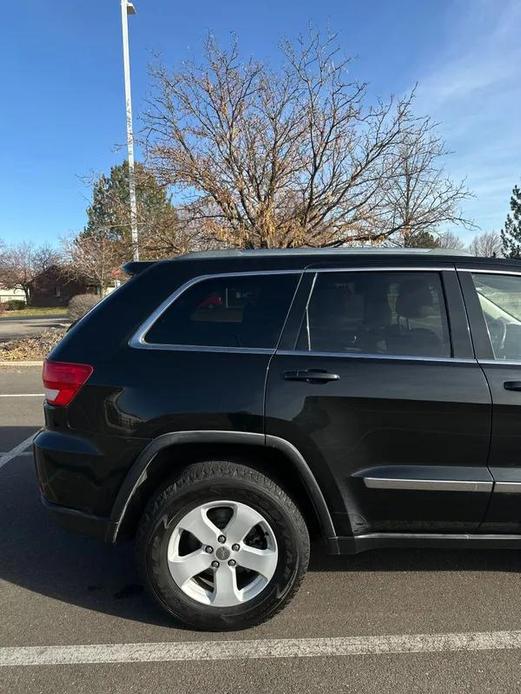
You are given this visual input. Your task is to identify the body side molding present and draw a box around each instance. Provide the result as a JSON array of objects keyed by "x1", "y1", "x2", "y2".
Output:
[
  {"x1": 356, "y1": 465, "x2": 494, "y2": 494},
  {"x1": 494, "y1": 482, "x2": 521, "y2": 494},
  {"x1": 489, "y1": 468, "x2": 521, "y2": 494},
  {"x1": 363, "y1": 478, "x2": 492, "y2": 493}
]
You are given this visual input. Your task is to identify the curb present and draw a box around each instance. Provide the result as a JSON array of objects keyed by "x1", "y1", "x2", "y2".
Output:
[{"x1": 0, "y1": 361, "x2": 43, "y2": 367}]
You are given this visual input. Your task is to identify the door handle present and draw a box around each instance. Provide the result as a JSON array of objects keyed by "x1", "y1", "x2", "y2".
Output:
[
  {"x1": 504, "y1": 381, "x2": 521, "y2": 391},
  {"x1": 283, "y1": 369, "x2": 340, "y2": 384}
]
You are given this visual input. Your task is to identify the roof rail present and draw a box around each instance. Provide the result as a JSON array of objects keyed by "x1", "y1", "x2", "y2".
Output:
[{"x1": 175, "y1": 247, "x2": 473, "y2": 260}]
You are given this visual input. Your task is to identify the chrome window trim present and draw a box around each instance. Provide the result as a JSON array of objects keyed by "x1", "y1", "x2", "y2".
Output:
[
  {"x1": 363, "y1": 477, "x2": 492, "y2": 492},
  {"x1": 460, "y1": 268, "x2": 521, "y2": 277},
  {"x1": 276, "y1": 349, "x2": 475, "y2": 364},
  {"x1": 130, "y1": 343, "x2": 274, "y2": 355},
  {"x1": 129, "y1": 265, "x2": 455, "y2": 352},
  {"x1": 129, "y1": 269, "x2": 302, "y2": 351},
  {"x1": 304, "y1": 266, "x2": 454, "y2": 274}
]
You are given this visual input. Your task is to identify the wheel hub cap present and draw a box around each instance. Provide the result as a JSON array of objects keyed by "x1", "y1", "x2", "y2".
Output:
[
  {"x1": 166, "y1": 500, "x2": 279, "y2": 607},
  {"x1": 215, "y1": 546, "x2": 230, "y2": 561}
]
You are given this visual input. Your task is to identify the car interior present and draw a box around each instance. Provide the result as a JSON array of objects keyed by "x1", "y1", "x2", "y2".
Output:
[{"x1": 298, "y1": 273, "x2": 450, "y2": 357}]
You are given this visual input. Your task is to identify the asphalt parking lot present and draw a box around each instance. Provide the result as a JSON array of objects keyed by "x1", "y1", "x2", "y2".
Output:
[
  {"x1": 4, "y1": 365, "x2": 521, "y2": 692},
  {"x1": 0, "y1": 316, "x2": 68, "y2": 343}
]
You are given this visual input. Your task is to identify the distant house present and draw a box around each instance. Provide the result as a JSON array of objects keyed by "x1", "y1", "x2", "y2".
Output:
[
  {"x1": 30, "y1": 265, "x2": 92, "y2": 307},
  {"x1": 0, "y1": 286, "x2": 26, "y2": 304}
]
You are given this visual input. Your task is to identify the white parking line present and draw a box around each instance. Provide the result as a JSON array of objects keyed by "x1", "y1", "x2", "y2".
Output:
[
  {"x1": 0, "y1": 451, "x2": 32, "y2": 457},
  {"x1": 0, "y1": 394, "x2": 44, "y2": 397},
  {"x1": 0, "y1": 434, "x2": 36, "y2": 471},
  {"x1": 3, "y1": 630, "x2": 521, "y2": 667},
  {"x1": 0, "y1": 361, "x2": 43, "y2": 366}
]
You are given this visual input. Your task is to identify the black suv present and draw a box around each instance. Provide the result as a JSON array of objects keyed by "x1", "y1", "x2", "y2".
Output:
[{"x1": 34, "y1": 248, "x2": 521, "y2": 630}]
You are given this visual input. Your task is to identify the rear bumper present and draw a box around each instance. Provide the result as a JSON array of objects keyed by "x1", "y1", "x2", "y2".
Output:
[
  {"x1": 33, "y1": 428, "x2": 149, "y2": 522},
  {"x1": 40, "y1": 495, "x2": 115, "y2": 542}
]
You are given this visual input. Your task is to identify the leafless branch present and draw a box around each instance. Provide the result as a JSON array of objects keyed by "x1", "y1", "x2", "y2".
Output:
[{"x1": 144, "y1": 31, "x2": 472, "y2": 248}]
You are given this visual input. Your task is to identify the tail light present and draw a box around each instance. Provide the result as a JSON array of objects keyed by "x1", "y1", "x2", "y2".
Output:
[{"x1": 42, "y1": 360, "x2": 94, "y2": 406}]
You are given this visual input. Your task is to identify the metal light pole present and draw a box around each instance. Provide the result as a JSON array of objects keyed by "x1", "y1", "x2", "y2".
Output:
[{"x1": 120, "y1": 0, "x2": 139, "y2": 261}]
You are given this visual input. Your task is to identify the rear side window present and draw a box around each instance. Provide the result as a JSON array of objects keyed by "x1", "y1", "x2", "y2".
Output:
[
  {"x1": 145, "y1": 274, "x2": 299, "y2": 349},
  {"x1": 296, "y1": 271, "x2": 451, "y2": 358},
  {"x1": 472, "y1": 273, "x2": 521, "y2": 360}
]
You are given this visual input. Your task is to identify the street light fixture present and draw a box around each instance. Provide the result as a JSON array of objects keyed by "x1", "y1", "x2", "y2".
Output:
[{"x1": 120, "y1": 0, "x2": 139, "y2": 260}]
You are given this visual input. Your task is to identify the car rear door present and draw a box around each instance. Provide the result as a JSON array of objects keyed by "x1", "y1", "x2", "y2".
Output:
[
  {"x1": 265, "y1": 264, "x2": 493, "y2": 537},
  {"x1": 459, "y1": 267, "x2": 521, "y2": 532}
]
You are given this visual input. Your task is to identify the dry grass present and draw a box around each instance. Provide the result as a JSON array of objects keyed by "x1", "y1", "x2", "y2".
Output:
[
  {"x1": 0, "y1": 307, "x2": 68, "y2": 318},
  {"x1": 0, "y1": 327, "x2": 67, "y2": 361}
]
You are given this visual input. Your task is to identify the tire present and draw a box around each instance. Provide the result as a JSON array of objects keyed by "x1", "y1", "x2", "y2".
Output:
[{"x1": 136, "y1": 460, "x2": 310, "y2": 631}]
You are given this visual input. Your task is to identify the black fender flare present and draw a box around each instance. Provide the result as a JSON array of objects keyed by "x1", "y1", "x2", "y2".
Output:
[{"x1": 109, "y1": 430, "x2": 336, "y2": 543}]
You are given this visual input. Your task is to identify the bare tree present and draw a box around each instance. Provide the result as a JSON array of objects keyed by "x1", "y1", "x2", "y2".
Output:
[
  {"x1": 144, "y1": 32, "x2": 472, "y2": 249},
  {"x1": 0, "y1": 242, "x2": 60, "y2": 304},
  {"x1": 138, "y1": 201, "x2": 196, "y2": 257},
  {"x1": 437, "y1": 231, "x2": 465, "y2": 250},
  {"x1": 383, "y1": 121, "x2": 473, "y2": 246},
  {"x1": 468, "y1": 231, "x2": 502, "y2": 257},
  {"x1": 62, "y1": 231, "x2": 122, "y2": 297}
]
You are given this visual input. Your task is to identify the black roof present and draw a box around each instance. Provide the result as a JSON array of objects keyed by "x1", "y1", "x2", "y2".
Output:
[{"x1": 123, "y1": 247, "x2": 521, "y2": 277}]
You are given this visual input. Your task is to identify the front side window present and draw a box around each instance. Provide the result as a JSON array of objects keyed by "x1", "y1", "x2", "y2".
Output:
[
  {"x1": 296, "y1": 271, "x2": 451, "y2": 358},
  {"x1": 472, "y1": 273, "x2": 521, "y2": 360},
  {"x1": 145, "y1": 273, "x2": 299, "y2": 349}
]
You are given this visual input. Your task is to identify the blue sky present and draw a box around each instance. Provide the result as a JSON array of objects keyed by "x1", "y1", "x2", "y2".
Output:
[{"x1": 0, "y1": 0, "x2": 519, "y2": 247}]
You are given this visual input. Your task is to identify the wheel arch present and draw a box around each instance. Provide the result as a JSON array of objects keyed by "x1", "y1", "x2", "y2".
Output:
[{"x1": 110, "y1": 430, "x2": 337, "y2": 544}]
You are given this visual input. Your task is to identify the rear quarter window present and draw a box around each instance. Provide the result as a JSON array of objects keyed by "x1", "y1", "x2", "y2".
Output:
[{"x1": 144, "y1": 273, "x2": 299, "y2": 349}]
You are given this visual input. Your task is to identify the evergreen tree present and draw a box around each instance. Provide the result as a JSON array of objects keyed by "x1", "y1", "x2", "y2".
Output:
[
  {"x1": 64, "y1": 162, "x2": 191, "y2": 295},
  {"x1": 403, "y1": 230, "x2": 441, "y2": 248},
  {"x1": 82, "y1": 161, "x2": 183, "y2": 259},
  {"x1": 501, "y1": 184, "x2": 521, "y2": 258}
]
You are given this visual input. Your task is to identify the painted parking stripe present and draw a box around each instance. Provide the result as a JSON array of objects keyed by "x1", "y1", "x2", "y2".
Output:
[
  {"x1": 0, "y1": 361, "x2": 43, "y2": 366},
  {"x1": 3, "y1": 630, "x2": 521, "y2": 667},
  {"x1": 0, "y1": 433, "x2": 36, "y2": 471},
  {"x1": 0, "y1": 394, "x2": 44, "y2": 397}
]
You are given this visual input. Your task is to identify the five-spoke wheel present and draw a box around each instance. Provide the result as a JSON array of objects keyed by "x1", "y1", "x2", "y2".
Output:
[
  {"x1": 167, "y1": 500, "x2": 279, "y2": 607},
  {"x1": 136, "y1": 461, "x2": 310, "y2": 630}
]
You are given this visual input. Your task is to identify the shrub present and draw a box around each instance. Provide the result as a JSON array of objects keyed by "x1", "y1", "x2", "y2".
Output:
[
  {"x1": 5, "y1": 300, "x2": 26, "y2": 311},
  {"x1": 68, "y1": 294, "x2": 99, "y2": 321}
]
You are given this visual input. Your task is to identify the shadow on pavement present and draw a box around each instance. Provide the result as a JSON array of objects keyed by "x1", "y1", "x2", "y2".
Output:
[
  {"x1": 0, "y1": 426, "x2": 39, "y2": 451},
  {"x1": 0, "y1": 427, "x2": 171, "y2": 628},
  {"x1": 309, "y1": 544, "x2": 521, "y2": 573},
  {"x1": 1, "y1": 424, "x2": 521, "y2": 628}
]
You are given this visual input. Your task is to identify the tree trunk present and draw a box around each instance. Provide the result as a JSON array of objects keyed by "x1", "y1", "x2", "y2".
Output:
[{"x1": 22, "y1": 285, "x2": 31, "y2": 306}]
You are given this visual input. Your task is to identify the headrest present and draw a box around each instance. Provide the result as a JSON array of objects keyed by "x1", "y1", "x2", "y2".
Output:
[
  {"x1": 364, "y1": 295, "x2": 391, "y2": 328},
  {"x1": 395, "y1": 280, "x2": 434, "y2": 319}
]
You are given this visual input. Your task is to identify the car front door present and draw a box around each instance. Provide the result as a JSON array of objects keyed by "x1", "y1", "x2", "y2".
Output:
[
  {"x1": 265, "y1": 265, "x2": 492, "y2": 538},
  {"x1": 459, "y1": 268, "x2": 521, "y2": 532}
]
